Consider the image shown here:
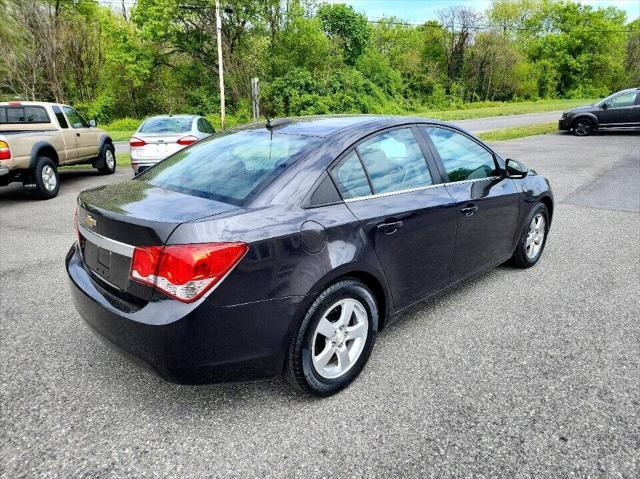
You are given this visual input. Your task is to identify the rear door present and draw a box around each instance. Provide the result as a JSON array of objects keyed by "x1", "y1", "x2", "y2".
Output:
[
  {"x1": 421, "y1": 126, "x2": 520, "y2": 281},
  {"x1": 52, "y1": 105, "x2": 78, "y2": 162},
  {"x1": 331, "y1": 126, "x2": 459, "y2": 310},
  {"x1": 62, "y1": 106, "x2": 99, "y2": 159}
]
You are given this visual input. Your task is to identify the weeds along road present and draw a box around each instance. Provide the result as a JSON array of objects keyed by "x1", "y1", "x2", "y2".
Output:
[{"x1": 0, "y1": 132, "x2": 638, "y2": 477}]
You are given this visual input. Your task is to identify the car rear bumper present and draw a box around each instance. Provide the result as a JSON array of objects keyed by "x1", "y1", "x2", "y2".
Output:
[
  {"x1": 558, "y1": 118, "x2": 571, "y2": 130},
  {"x1": 130, "y1": 159, "x2": 161, "y2": 174},
  {"x1": 66, "y1": 243, "x2": 306, "y2": 384}
]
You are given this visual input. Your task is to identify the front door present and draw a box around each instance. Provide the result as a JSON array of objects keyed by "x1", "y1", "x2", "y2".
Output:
[
  {"x1": 330, "y1": 127, "x2": 458, "y2": 310},
  {"x1": 421, "y1": 126, "x2": 520, "y2": 281},
  {"x1": 596, "y1": 90, "x2": 640, "y2": 127},
  {"x1": 63, "y1": 106, "x2": 100, "y2": 159}
]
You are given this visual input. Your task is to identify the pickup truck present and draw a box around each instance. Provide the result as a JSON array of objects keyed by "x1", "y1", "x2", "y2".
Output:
[{"x1": 0, "y1": 101, "x2": 115, "y2": 199}]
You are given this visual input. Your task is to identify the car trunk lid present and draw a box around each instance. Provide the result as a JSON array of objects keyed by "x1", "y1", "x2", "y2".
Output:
[{"x1": 77, "y1": 180, "x2": 238, "y2": 301}]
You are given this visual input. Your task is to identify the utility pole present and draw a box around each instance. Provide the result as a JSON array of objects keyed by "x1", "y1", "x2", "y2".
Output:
[{"x1": 215, "y1": 0, "x2": 225, "y2": 129}]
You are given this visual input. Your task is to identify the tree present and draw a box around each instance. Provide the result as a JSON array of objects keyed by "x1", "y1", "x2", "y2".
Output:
[
  {"x1": 437, "y1": 5, "x2": 483, "y2": 94},
  {"x1": 317, "y1": 3, "x2": 370, "y2": 65}
]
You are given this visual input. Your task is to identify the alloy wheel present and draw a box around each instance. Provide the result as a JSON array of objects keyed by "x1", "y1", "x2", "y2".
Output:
[
  {"x1": 106, "y1": 149, "x2": 115, "y2": 169},
  {"x1": 311, "y1": 298, "x2": 368, "y2": 379},
  {"x1": 573, "y1": 120, "x2": 592, "y2": 136},
  {"x1": 41, "y1": 165, "x2": 57, "y2": 191},
  {"x1": 526, "y1": 213, "x2": 546, "y2": 259}
]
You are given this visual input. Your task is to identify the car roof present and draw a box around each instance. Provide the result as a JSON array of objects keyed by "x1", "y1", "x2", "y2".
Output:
[
  {"x1": 238, "y1": 115, "x2": 449, "y2": 139},
  {"x1": 145, "y1": 114, "x2": 199, "y2": 119}
]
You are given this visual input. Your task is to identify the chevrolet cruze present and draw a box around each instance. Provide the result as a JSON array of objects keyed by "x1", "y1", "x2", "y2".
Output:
[{"x1": 66, "y1": 116, "x2": 553, "y2": 396}]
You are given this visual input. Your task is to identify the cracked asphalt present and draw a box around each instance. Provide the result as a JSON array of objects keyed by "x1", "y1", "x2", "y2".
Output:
[{"x1": 1, "y1": 131, "x2": 639, "y2": 478}]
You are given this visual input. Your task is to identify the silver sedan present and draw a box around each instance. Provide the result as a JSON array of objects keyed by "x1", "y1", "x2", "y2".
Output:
[{"x1": 129, "y1": 115, "x2": 215, "y2": 174}]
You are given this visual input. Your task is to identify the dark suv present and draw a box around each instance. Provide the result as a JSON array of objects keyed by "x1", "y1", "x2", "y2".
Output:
[{"x1": 559, "y1": 88, "x2": 640, "y2": 136}]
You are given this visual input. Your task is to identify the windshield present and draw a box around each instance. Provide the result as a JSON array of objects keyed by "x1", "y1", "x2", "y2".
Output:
[
  {"x1": 137, "y1": 130, "x2": 319, "y2": 206},
  {"x1": 139, "y1": 117, "x2": 192, "y2": 134}
]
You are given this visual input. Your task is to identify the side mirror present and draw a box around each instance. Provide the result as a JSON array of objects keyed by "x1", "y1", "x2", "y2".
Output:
[
  {"x1": 88, "y1": 119, "x2": 97, "y2": 127},
  {"x1": 505, "y1": 158, "x2": 528, "y2": 179},
  {"x1": 601, "y1": 103, "x2": 608, "y2": 110}
]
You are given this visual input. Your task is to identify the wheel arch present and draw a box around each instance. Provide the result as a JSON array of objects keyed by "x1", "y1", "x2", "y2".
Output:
[
  {"x1": 312, "y1": 268, "x2": 392, "y2": 332},
  {"x1": 539, "y1": 195, "x2": 554, "y2": 224},
  {"x1": 571, "y1": 113, "x2": 599, "y2": 129},
  {"x1": 30, "y1": 142, "x2": 59, "y2": 168}
]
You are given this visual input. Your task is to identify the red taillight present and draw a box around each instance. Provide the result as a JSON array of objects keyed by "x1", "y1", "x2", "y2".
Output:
[
  {"x1": 0, "y1": 140, "x2": 11, "y2": 160},
  {"x1": 129, "y1": 137, "x2": 146, "y2": 148},
  {"x1": 177, "y1": 135, "x2": 198, "y2": 146},
  {"x1": 130, "y1": 242, "x2": 247, "y2": 303}
]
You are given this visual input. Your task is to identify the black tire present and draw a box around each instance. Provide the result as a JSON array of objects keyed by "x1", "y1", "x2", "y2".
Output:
[
  {"x1": 510, "y1": 203, "x2": 550, "y2": 268},
  {"x1": 572, "y1": 117, "x2": 595, "y2": 136},
  {"x1": 285, "y1": 279, "x2": 378, "y2": 397},
  {"x1": 97, "y1": 143, "x2": 116, "y2": 174},
  {"x1": 28, "y1": 156, "x2": 59, "y2": 200}
]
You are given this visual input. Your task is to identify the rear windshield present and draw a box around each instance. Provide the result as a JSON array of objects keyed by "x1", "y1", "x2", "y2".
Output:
[
  {"x1": 137, "y1": 130, "x2": 319, "y2": 206},
  {"x1": 0, "y1": 106, "x2": 50, "y2": 124},
  {"x1": 139, "y1": 117, "x2": 192, "y2": 134}
]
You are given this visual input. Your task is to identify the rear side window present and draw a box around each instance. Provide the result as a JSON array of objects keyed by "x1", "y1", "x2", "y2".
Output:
[
  {"x1": 140, "y1": 117, "x2": 192, "y2": 134},
  {"x1": 52, "y1": 106, "x2": 68, "y2": 128},
  {"x1": 138, "y1": 130, "x2": 320, "y2": 206},
  {"x1": 332, "y1": 151, "x2": 372, "y2": 199},
  {"x1": 423, "y1": 127, "x2": 497, "y2": 182},
  {"x1": 198, "y1": 118, "x2": 215, "y2": 134},
  {"x1": 357, "y1": 128, "x2": 432, "y2": 194},
  {"x1": 0, "y1": 106, "x2": 50, "y2": 124}
]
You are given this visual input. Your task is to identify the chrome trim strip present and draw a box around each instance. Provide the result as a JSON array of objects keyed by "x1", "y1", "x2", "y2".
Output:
[
  {"x1": 79, "y1": 225, "x2": 135, "y2": 258},
  {"x1": 344, "y1": 176, "x2": 501, "y2": 203}
]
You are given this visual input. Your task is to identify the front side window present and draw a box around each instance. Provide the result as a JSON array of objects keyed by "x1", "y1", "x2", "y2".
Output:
[
  {"x1": 356, "y1": 128, "x2": 432, "y2": 194},
  {"x1": 607, "y1": 91, "x2": 637, "y2": 109},
  {"x1": 423, "y1": 127, "x2": 497, "y2": 182},
  {"x1": 62, "y1": 107, "x2": 88, "y2": 128},
  {"x1": 138, "y1": 130, "x2": 320, "y2": 206},
  {"x1": 0, "y1": 106, "x2": 50, "y2": 124},
  {"x1": 332, "y1": 151, "x2": 372, "y2": 199}
]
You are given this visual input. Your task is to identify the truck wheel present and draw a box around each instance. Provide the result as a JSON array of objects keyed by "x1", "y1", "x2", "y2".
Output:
[
  {"x1": 97, "y1": 144, "x2": 116, "y2": 174},
  {"x1": 29, "y1": 156, "x2": 60, "y2": 200}
]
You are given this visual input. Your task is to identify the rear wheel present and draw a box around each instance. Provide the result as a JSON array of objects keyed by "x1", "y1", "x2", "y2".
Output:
[
  {"x1": 28, "y1": 156, "x2": 59, "y2": 200},
  {"x1": 97, "y1": 144, "x2": 116, "y2": 174},
  {"x1": 285, "y1": 279, "x2": 378, "y2": 396},
  {"x1": 572, "y1": 117, "x2": 595, "y2": 136}
]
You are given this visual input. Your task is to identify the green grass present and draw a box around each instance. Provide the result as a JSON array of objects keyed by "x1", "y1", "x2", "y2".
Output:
[
  {"x1": 413, "y1": 98, "x2": 593, "y2": 121},
  {"x1": 477, "y1": 122, "x2": 558, "y2": 141},
  {"x1": 103, "y1": 99, "x2": 593, "y2": 139},
  {"x1": 107, "y1": 130, "x2": 136, "y2": 141}
]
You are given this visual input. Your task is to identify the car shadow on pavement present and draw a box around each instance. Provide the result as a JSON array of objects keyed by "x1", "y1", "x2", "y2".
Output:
[{"x1": 0, "y1": 169, "x2": 110, "y2": 202}]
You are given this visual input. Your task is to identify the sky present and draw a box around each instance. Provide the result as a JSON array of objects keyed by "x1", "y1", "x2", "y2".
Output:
[{"x1": 326, "y1": 0, "x2": 640, "y2": 23}]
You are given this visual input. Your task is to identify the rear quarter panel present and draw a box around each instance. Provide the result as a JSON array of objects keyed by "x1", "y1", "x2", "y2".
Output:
[{"x1": 0, "y1": 130, "x2": 66, "y2": 170}]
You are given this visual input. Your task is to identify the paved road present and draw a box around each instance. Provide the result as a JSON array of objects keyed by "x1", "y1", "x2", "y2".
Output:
[
  {"x1": 1, "y1": 132, "x2": 639, "y2": 477},
  {"x1": 113, "y1": 110, "x2": 566, "y2": 154}
]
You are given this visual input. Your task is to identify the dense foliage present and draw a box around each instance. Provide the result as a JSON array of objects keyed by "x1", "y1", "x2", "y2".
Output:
[{"x1": 0, "y1": 0, "x2": 637, "y2": 126}]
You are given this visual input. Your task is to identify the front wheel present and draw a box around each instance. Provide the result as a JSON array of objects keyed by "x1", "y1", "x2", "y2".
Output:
[
  {"x1": 572, "y1": 118, "x2": 595, "y2": 136},
  {"x1": 510, "y1": 203, "x2": 549, "y2": 268},
  {"x1": 285, "y1": 279, "x2": 378, "y2": 396},
  {"x1": 97, "y1": 144, "x2": 116, "y2": 174}
]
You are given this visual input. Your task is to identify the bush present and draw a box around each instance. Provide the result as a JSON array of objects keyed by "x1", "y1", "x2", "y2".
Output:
[{"x1": 103, "y1": 117, "x2": 142, "y2": 131}]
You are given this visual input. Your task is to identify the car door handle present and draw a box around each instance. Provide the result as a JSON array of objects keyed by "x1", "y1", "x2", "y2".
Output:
[
  {"x1": 461, "y1": 204, "x2": 478, "y2": 217},
  {"x1": 76, "y1": 132, "x2": 80, "y2": 137},
  {"x1": 377, "y1": 221, "x2": 403, "y2": 234}
]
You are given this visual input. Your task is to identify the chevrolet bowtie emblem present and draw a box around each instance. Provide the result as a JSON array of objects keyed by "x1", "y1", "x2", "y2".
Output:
[{"x1": 84, "y1": 215, "x2": 97, "y2": 228}]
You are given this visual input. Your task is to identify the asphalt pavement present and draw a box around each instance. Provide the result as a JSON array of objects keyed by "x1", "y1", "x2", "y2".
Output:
[
  {"x1": 113, "y1": 110, "x2": 566, "y2": 154},
  {"x1": 1, "y1": 131, "x2": 639, "y2": 477}
]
